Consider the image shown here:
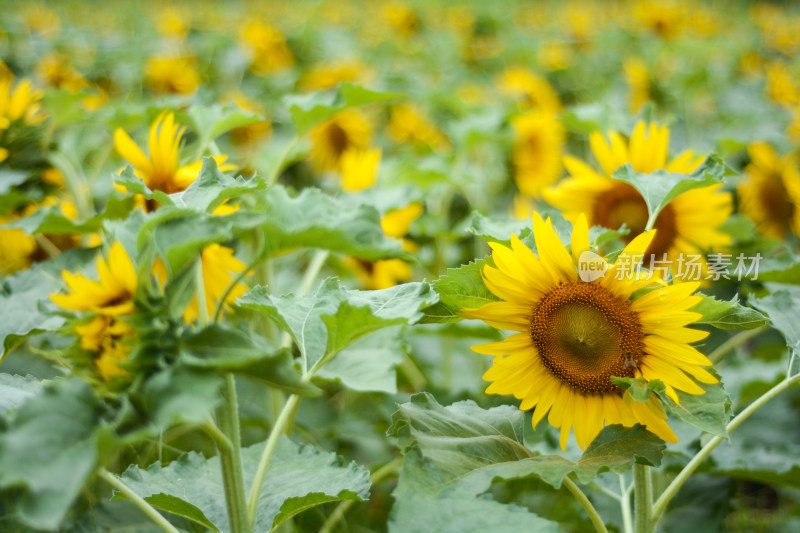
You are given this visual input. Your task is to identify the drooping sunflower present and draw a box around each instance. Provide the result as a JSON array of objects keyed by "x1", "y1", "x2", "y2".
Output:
[
  {"x1": 544, "y1": 122, "x2": 732, "y2": 278},
  {"x1": 461, "y1": 213, "x2": 716, "y2": 450},
  {"x1": 309, "y1": 109, "x2": 372, "y2": 172},
  {"x1": 114, "y1": 112, "x2": 234, "y2": 197},
  {"x1": 511, "y1": 111, "x2": 565, "y2": 197},
  {"x1": 738, "y1": 142, "x2": 800, "y2": 239}
]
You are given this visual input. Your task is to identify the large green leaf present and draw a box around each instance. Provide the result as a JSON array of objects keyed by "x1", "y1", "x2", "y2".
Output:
[
  {"x1": 258, "y1": 185, "x2": 406, "y2": 259},
  {"x1": 690, "y1": 294, "x2": 768, "y2": 330},
  {"x1": 140, "y1": 366, "x2": 223, "y2": 429},
  {"x1": 389, "y1": 393, "x2": 664, "y2": 497},
  {"x1": 315, "y1": 330, "x2": 404, "y2": 393},
  {"x1": 0, "y1": 374, "x2": 42, "y2": 417},
  {"x1": 611, "y1": 155, "x2": 732, "y2": 224},
  {"x1": 0, "y1": 247, "x2": 97, "y2": 359},
  {"x1": 751, "y1": 286, "x2": 800, "y2": 354},
  {"x1": 117, "y1": 437, "x2": 371, "y2": 533},
  {"x1": 2, "y1": 194, "x2": 135, "y2": 235},
  {"x1": 180, "y1": 323, "x2": 318, "y2": 396},
  {"x1": 389, "y1": 493, "x2": 561, "y2": 533},
  {"x1": 467, "y1": 212, "x2": 532, "y2": 247},
  {"x1": 238, "y1": 279, "x2": 437, "y2": 370},
  {"x1": 170, "y1": 158, "x2": 266, "y2": 214},
  {"x1": 185, "y1": 102, "x2": 264, "y2": 148},
  {"x1": 286, "y1": 83, "x2": 403, "y2": 135},
  {"x1": 420, "y1": 258, "x2": 498, "y2": 323},
  {"x1": 0, "y1": 379, "x2": 104, "y2": 530}
]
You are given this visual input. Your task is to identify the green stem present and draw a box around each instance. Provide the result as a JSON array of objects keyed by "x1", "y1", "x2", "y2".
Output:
[
  {"x1": 247, "y1": 393, "x2": 301, "y2": 523},
  {"x1": 707, "y1": 326, "x2": 768, "y2": 364},
  {"x1": 267, "y1": 137, "x2": 299, "y2": 187},
  {"x1": 652, "y1": 372, "x2": 800, "y2": 523},
  {"x1": 633, "y1": 464, "x2": 653, "y2": 533},
  {"x1": 98, "y1": 469, "x2": 180, "y2": 533},
  {"x1": 318, "y1": 457, "x2": 403, "y2": 533},
  {"x1": 620, "y1": 476, "x2": 633, "y2": 533},
  {"x1": 201, "y1": 420, "x2": 233, "y2": 454},
  {"x1": 563, "y1": 477, "x2": 609, "y2": 533},
  {"x1": 196, "y1": 260, "x2": 250, "y2": 533}
]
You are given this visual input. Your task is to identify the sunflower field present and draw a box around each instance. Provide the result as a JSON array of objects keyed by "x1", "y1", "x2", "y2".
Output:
[{"x1": 2, "y1": 1, "x2": 800, "y2": 532}]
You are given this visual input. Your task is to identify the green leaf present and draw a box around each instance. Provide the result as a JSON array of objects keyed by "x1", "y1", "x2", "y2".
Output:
[
  {"x1": 186, "y1": 102, "x2": 264, "y2": 147},
  {"x1": 0, "y1": 374, "x2": 42, "y2": 417},
  {"x1": 259, "y1": 185, "x2": 406, "y2": 259},
  {"x1": 614, "y1": 375, "x2": 731, "y2": 437},
  {"x1": 389, "y1": 493, "x2": 561, "y2": 533},
  {"x1": 141, "y1": 367, "x2": 223, "y2": 429},
  {"x1": 118, "y1": 437, "x2": 370, "y2": 533},
  {"x1": 0, "y1": 379, "x2": 103, "y2": 530},
  {"x1": 238, "y1": 278, "x2": 437, "y2": 369},
  {"x1": 170, "y1": 158, "x2": 266, "y2": 213},
  {"x1": 0, "y1": 247, "x2": 97, "y2": 359},
  {"x1": 420, "y1": 258, "x2": 499, "y2": 323},
  {"x1": 287, "y1": 83, "x2": 403, "y2": 135},
  {"x1": 611, "y1": 154, "x2": 732, "y2": 224},
  {"x1": 115, "y1": 167, "x2": 174, "y2": 207},
  {"x1": 390, "y1": 393, "x2": 664, "y2": 498},
  {"x1": 467, "y1": 212, "x2": 531, "y2": 246},
  {"x1": 180, "y1": 323, "x2": 318, "y2": 396},
  {"x1": 2, "y1": 195, "x2": 135, "y2": 235},
  {"x1": 315, "y1": 330, "x2": 405, "y2": 393},
  {"x1": 690, "y1": 294, "x2": 769, "y2": 330},
  {"x1": 751, "y1": 286, "x2": 800, "y2": 354}
]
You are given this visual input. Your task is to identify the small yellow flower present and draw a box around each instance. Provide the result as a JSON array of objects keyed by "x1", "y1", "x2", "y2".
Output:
[
  {"x1": 511, "y1": 112, "x2": 565, "y2": 197},
  {"x1": 387, "y1": 103, "x2": 449, "y2": 152},
  {"x1": 144, "y1": 55, "x2": 200, "y2": 95},
  {"x1": 51, "y1": 242, "x2": 138, "y2": 316},
  {"x1": 341, "y1": 148, "x2": 382, "y2": 192},
  {"x1": 462, "y1": 213, "x2": 715, "y2": 450},
  {"x1": 241, "y1": 21, "x2": 294, "y2": 75},
  {"x1": 738, "y1": 142, "x2": 800, "y2": 239},
  {"x1": 114, "y1": 112, "x2": 234, "y2": 197},
  {"x1": 309, "y1": 110, "x2": 372, "y2": 172}
]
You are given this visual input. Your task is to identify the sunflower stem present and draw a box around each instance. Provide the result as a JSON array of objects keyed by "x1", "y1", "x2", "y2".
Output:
[
  {"x1": 98, "y1": 469, "x2": 180, "y2": 533},
  {"x1": 563, "y1": 477, "x2": 609, "y2": 533},
  {"x1": 707, "y1": 325, "x2": 768, "y2": 364},
  {"x1": 620, "y1": 475, "x2": 633, "y2": 533},
  {"x1": 652, "y1": 371, "x2": 800, "y2": 523},
  {"x1": 196, "y1": 260, "x2": 251, "y2": 533},
  {"x1": 633, "y1": 464, "x2": 653, "y2": 533}
]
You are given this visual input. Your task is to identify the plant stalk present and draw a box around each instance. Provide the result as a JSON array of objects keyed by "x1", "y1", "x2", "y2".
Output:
[
  {"x1": 707, "y1": 326, "x2": 768, "y2": 364},
  {"x1": 620, "y1": 476, "x2": 633, "y2": 533},
  {"x1": 563, "y1": 477, "x2": 609, "y2": 533},
  {"x1": 633, "y1": 464, "x2": 653, "y2": 533},
  {"x1": 98, "y1": 469, "x2": 180, "y2": 533},
  {"x1": 652, "y1": 372, "x2": 800, "y2": 523}
]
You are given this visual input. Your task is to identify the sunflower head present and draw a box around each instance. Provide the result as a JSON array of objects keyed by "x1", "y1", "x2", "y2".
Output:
[
  {"x1": 309, "y1": 110, "x2": 372, "y2": 172},
  {"x1": 144, "y1": 55, "x2": 200, "y2": 95},
  {"x1": 461, "y1": 213, "x2": 716, "y2": 451},
  {"x1": 511, "y1": 111, "x2": 565, "y2": 197}
]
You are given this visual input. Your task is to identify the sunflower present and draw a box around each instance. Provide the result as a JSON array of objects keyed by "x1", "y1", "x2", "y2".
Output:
[
  {"x1": 309, "y1": 109, "x2": 372, "y2": 172},
  {"x1": 299, "y1": 60, "x2": 368, "y2": 92},
  {"x1": 114, "y1": 112, "x2": 234, "y2": 197},
  {"x1": 0, "y1": 77, "x2": 46, "y2": 127},
  {"x1": 511, "y1": 111, "x2": 565, "y2": 197},
  {"x1": 624, "y1": 58, "x2": 651, "y2": 113},
  {"x1": 240, "y1": 20, "x2": 294, "y2": 75},
  {"x1": 144, "y1": 55, "x2": 201, "y2": 95},
  {"x1": 0, "y1": 218, "x2": 37, "y2": 275},
  {"x1": 341, "y1": 147, "x2": 382, "y2": 192},
  {"x1": 738, "y1": 142, "x2": 800, "y2": 239},
  {"x1": 461, "y1": 213, "x2": 716, "y2": 450},
  {"x1": 74, "y1": 314, "x2": 136, "y2": 381},
  {"x1": 35, "y1": 52, "x2": 88, "y2": 93},
  {"x1": 496, "y1": 67, "x2": 562, "y2": 113},
  {"x1": 387, "y1": 103, "x2": 450, "y2": 152},
  {"x1": 51, "y1": 241, "x2": 138, "y2": 316},
  {"x1": 544, "y1": 122, "x2": 732, "y2": 279}
]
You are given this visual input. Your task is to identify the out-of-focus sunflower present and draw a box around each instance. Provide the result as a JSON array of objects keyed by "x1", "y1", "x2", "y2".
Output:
[
  {"x1": 341, "y1": 147, "x2": 382, "y2": 192},
  {"x1": 624, "y1": 58, "x2": 651, "y2": 113},
  {"x1": 241, "y1": 21, "x2": 294, "y2": 75},
  {"x1": 155, "y1": 5, "x2": 191, "y2": 40},
  {"x1": 633, "y1": 0, "x2": 687, "y2": 39},
  {"x1": 765, "y1": 61, "x2": 800, "y2": 109},
  {"x1": 387, "y1": 103, "x2": 449, "y2": 152},
  {"x1": 309, "y1": 109, "x2": 372, "y2": 172},
  {"x1": 0, "y1": 218, "x2": 37, "y2": 275},
  {"x1": 462, "y1": 213, "x2": 716, "y2": 450},
  {"x1": 496, "y1": 67, "x2": 562, "y2": 113},
  {"x1": 383, "y1": 2, "x2": 421, "y2": 38},
  {"x1": 544, "y1": 122, "x2": 732, "y2": 277},
  {"x1": 113, "y1": 112, "x2": 234, "y2": 198},
  {"x1": 144, "y1": 55, "x2": 200, "y2": 95},
  {"x1": 75, "y1": 315, "x2": 135, "y2": 381},
  {"x1": 738, "y1": 142, "x2": 800, "y2": 239},
  {"x1": 0, "y1": 76, "x2": 46, "y2": 130},
  {"x1": 510, "y1": 111, "x2": 565, "y2": 197},
  {"x1": 299, "y1": 60, "x2": 368, "y2": 92},
  {"x1": 22, "y1": 3, "x2": 61, "y2": 38},
  {"x1": 224, "y1": 90, "x2": 272, "y2": 147},
  {"x1": 35, "y1": 52, "x2": 88, "y2": 93}
]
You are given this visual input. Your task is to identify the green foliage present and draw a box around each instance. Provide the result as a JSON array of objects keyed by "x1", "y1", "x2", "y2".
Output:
[
  {"x1": 420, "y1": 258, "x2": 498, "y2": 323},
  {"x1": 116, "y1": 437, "x2": 371, "y2": 533},
  {"x1": 691, "y1": 294, "x2": 769, "y2": 330},
  {"x1": 185, "y1": 103, "x2": 264, "y2": 149},
  {"x1": 238, "y1": 278, "x2": 437, "y2": 370},
  {"x1": 751, "y1": 286, "x2": 800, "y2": 354},
  {"x1": 0, "y1": 379, "x2": 105, "y2": 530}
]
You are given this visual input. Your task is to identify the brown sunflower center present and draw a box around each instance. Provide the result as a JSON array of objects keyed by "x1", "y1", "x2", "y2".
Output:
[
  {"x1": 760, "y1": 173, "x2": 794, "y2": 230},
  {"x1": 593, "y1": 183, "x2": 677, "y2": 265},
  {"x1": 326, "y1": 122, "x2": 350, "y2": 157},
  {"x1": 530, "y1": 281, "x2": 644, "y2": 394}
]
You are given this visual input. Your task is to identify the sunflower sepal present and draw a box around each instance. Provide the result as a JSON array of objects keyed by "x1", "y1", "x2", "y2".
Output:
[{"x1": 611, "y1": 154, "x2": 731, "y2": 226}]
